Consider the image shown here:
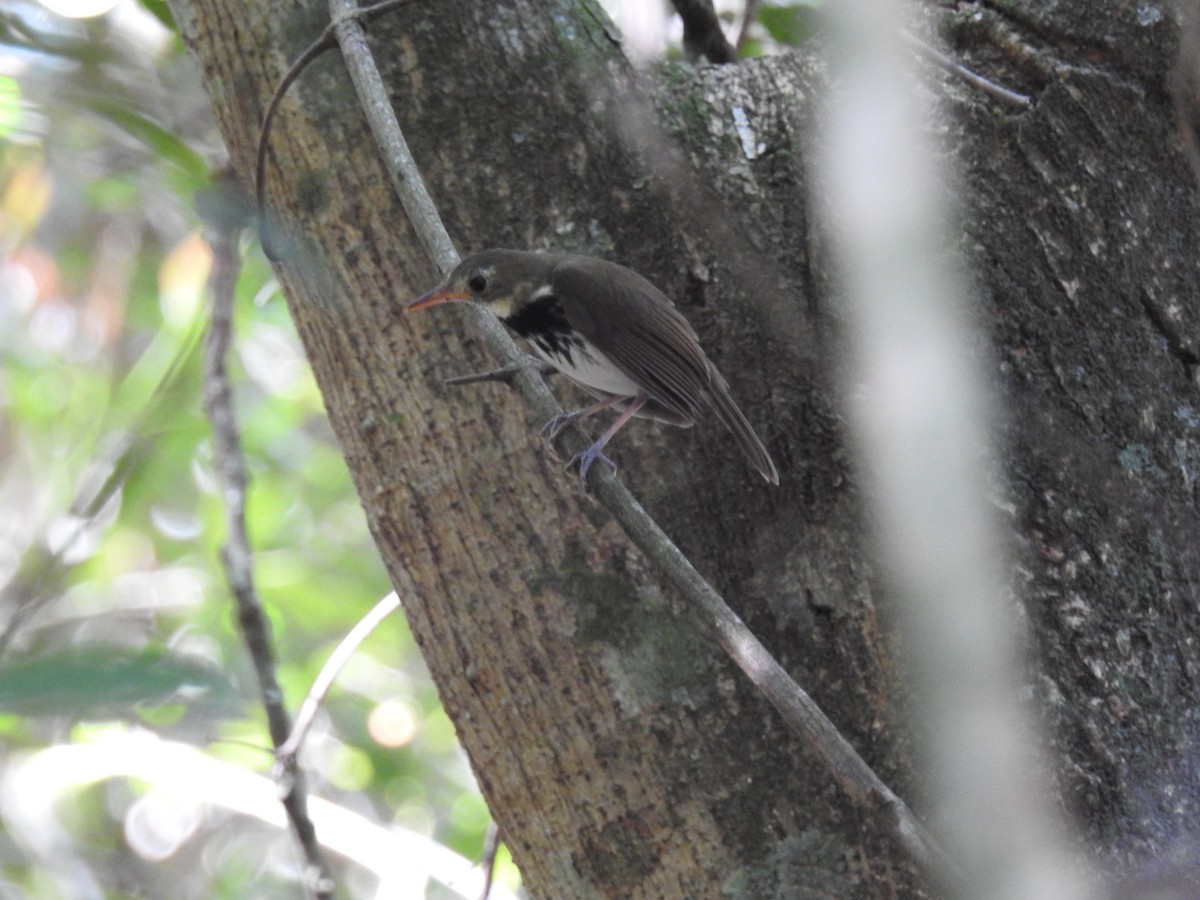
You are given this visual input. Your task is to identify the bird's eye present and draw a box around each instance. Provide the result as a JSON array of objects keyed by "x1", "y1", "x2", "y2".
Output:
[{"x1": 467, "y1": 273, "x2": 488, "y2": 293}]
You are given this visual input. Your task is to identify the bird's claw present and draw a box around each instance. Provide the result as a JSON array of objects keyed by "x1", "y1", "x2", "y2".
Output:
[{"x1": 567, "y1": 443, "x2": 617, "y2": 488}]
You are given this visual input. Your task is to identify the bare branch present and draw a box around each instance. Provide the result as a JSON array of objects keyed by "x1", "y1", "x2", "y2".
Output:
[
  {"x1": 327, "y1": 0, "x2": 953, "y2": 878},
  {"x1": 669, "y1": 0, "x2": 738, "y2": 65},
  {"x1": 278, "y1": 591, "x2": 401, "y2": 763},
  {"x1": 477, "y1": 821, "x2": 501, "y2": 900},
  {"x1": 199, "y1": 172, "x2": 332, "y2": 900},
  {"x1": 734, "y1": 0, "x2": 761, "y2": 54},
  {"x1": 902, "y1": 29, "x2": 1032, "y2": 109}
]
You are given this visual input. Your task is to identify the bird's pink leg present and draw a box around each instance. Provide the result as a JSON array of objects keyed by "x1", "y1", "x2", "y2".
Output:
[
  {"x1": 570, "y1": 395, "x2": 648, "y2": 486},
  {"x1": 542, "y1": 395, "x2": 625, "y2": 440}
]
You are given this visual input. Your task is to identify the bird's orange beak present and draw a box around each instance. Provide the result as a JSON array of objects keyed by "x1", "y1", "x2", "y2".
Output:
[{"x1": 406, "y1": 288, "x2": 470, "y2": 313}]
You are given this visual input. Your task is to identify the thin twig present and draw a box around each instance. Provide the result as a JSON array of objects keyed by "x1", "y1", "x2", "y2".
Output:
[
  {"x1": 444, "y1": 358, "x2": 558, "y2": 387},
  {"x1": 669, "y1": 0, "x2": 738, "y2": 64},
  {"x1": 200, "y1": 173, "x2": 332, "y2": 900},
  {"x1": 255, "y1": 0, "x2": 421, "y2": 260},
  {"x1": 327, "y1": 0, "x2": 954, "y2": 878},
  {"x1": 734, "y1": 0, "x2": 761, "y2": 54},
  {"x1": 902, "y1": 29, "x2": 1032, "y2": 109},
  {"x1": 477, "y1": 821, "x2": 501, "y2": 900},
  {"x1": 278, "y1": 591, "x2": 401, "y2": 762}
]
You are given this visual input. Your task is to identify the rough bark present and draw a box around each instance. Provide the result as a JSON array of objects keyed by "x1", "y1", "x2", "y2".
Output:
[
  {"x1": 945, "y1": 5, "x2": 1200, "y2": 887},
  {"x1": 169, "y1": 0, "x2": 1200, "y2": 896}
]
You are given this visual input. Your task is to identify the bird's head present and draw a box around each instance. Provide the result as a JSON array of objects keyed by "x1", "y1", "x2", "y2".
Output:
[{"x1": 406, "y1": 249, "x2": 556, "y2": 320}]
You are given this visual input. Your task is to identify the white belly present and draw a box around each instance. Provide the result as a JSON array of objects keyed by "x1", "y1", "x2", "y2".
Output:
[{"x1": 531, "y1": 336, "x2": 641, "y2": 397}]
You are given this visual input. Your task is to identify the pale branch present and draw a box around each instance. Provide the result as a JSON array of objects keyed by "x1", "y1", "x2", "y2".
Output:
[
  {"x1": 199, "y1": 175, "x2": 332, "y2": 900},
  {"x1": 902, "y1": 29, "x2": 1032, "y2": 109},
  {"x1": 277, "y1": 591, "x2": 402, "y2": 763},
  {"x1": 325, "y1": 0, "x2": 954, "y2": 878}
]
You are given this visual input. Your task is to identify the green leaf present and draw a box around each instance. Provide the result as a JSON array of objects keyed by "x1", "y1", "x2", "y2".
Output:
[
  {"x1": 0, "y1": 648, "x2": 240, "y2": 719},
  {"x1": 739, "y1": 38, "x2": 765, "y2": 59},
  {"x1": 757, "y1": 4, "x2": 821, "y2": 47},
  {"x1": 84, "y1": 97, "x2": 208, "y2": 191},
  {"x1": 0, "y1": 76, "x2": 21, "y2": 138},
  {"x1": 138, "y1": 0, "x2": 177, "y2": 31}
]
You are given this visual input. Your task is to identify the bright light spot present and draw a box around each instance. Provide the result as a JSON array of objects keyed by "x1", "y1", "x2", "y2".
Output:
[
  {"x1": 0, "y1": 77, "x2": 21, "y2": 138},
  {"x1": 28, "y1": 301, "x2": 75, "y2": 352},
  {"x1": 368, "y1": 699, "x2": 418, "y2": 748},
  {"x1": 608, "y1": 0, "x2": 668, "y2": 59},
  {"x1": 158, "y1": 231, "x2": 212, "y2": 328},
  {"x1": 46, "y1": 512, "x2": 98, "y2": 564},
  {"x1": 328, "y1": 744, "x2": 374, "y2": 792},
  {"x1": 0, "y1": 728, "x2": 518, "y2": 899},
  {"x1": 240, "y1": 322, "x2": 305, "y2": 395},
  {"x1": 0, "y1": 259, "x2": 38, "y2": 315},
  {"x1": 37, "y1": 0, "x2": 121, "y2": 19},
  {"x1": 149, "y1": 505, "x2": 203, "y2": 541},
  {"x1": 125, "y1": 785, "x2": 203, "y2": 861}
]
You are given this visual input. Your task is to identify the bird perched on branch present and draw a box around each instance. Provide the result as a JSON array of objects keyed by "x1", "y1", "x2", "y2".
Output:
[{"x1": 407, "y1": 249, "x2": 779, "y2": 486}]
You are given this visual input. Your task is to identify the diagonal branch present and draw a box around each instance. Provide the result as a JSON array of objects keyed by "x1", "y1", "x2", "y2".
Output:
[
  {"x1": 901, "y1": 29, "x2": 1032, "y2": 109},
  {"x1": 199, "y1": 173, "x2": 332, "y2": 900},
  {"x1": 669, "y1": 0, "x2": 738, "y2": 64},
  {"x1": 323, "y1": 0, "x2": 955, "y2": 879},
  {"x1": 277, "y1": 591, "x2": 401, "y2": 762}
]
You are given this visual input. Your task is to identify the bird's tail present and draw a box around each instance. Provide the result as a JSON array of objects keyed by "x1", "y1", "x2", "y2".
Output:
[{"x1": 706, "y1": 367, "x2": 780, "y2": 485}]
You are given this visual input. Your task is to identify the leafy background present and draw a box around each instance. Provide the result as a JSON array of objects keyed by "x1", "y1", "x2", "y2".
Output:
[{"x1": 0, "y1": 1, "x2": 811, "y2": 896}]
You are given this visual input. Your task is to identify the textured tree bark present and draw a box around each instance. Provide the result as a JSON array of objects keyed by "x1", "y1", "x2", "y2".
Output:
[{"x1": 169, "y1": 0, "x2": 1200, "y2": 896}]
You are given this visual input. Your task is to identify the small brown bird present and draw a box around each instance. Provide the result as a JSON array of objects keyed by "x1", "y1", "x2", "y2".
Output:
[{"x1": 407, "y1": 249, "x2": 779, "y2": 486}]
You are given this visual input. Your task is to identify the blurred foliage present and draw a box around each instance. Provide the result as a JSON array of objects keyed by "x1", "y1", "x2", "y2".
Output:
[
  {"x1": 0, "y1": 0, "x2": 810, "y2": 897},
  {"x1": 625, "y1": 0, "x2": 823, "y2": 60},
  {"x1": 746, "y1": 0, "x2": 822, "y2": 56},
  {"x1": 0, "y1": 646, "x2": 238, "y2": 716},
  {"x1": 0, "y1": 1, "x2": 498, "y2": 897}
]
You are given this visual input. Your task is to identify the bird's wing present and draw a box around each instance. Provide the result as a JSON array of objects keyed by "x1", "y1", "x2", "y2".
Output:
[{"x1": 551, "y1": 257, "x2": 710, "y2": 420}]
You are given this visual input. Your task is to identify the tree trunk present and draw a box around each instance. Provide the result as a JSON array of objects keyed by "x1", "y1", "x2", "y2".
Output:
[{"x1": 169, "y1": 0, "x2": 1200, "y2": 896}]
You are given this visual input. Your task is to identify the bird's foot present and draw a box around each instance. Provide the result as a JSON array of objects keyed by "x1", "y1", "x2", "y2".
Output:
[{"x1": 567, "y1": 442, "x2": 617, "y2": 488}]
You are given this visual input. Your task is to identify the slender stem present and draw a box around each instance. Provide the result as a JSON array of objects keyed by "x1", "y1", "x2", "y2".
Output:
[
  {"x1": 902, "y1": 29, "x2": 1032, "y2": 109},
  {"x1": 477, "y1": 821, "x2": 502, "y2": 900},
  {"x1": 201, "y1": 176, "x2": 332, "y2": 900},
  {"x1": 256, "y1": 0, "x2": 422, "y2": 259},
  {"x1": 278, "y1": 592, "x2": 402, "y2": 762}
]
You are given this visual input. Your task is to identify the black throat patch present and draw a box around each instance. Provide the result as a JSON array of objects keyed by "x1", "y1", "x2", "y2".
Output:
[{"x1": 502, "y1": 294, "x2": 580, "y2": 363}]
